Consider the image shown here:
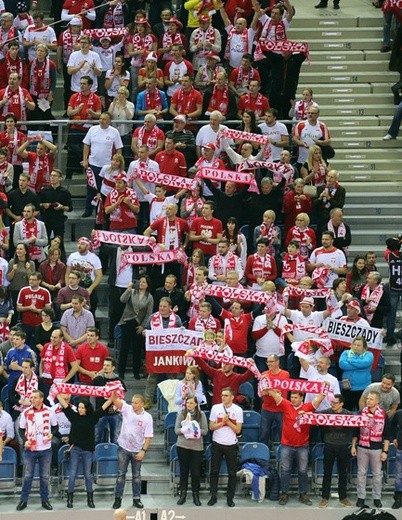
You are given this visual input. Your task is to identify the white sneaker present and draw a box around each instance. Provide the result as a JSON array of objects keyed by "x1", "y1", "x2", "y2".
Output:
[{"x1": 383, "y1": 134, "x2": 395, "y2": 140}]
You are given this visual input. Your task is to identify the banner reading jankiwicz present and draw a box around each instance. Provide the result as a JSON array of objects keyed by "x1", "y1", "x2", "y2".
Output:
[{"x1": 145, "y1": 328, "x2": 203, "y2": 373}]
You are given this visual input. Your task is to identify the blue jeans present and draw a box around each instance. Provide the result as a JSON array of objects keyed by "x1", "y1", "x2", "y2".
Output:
[
  {"x1": 95, "y1": 414, "x2": 122, "y2": 444},
  {"x1": 20, "y1": 448, "x2": 52, "y2": 502},
  {"x1": 115, "y1": 446, "x2": 142, "y2": 499},
  {"x1": 396, "y1": 448, "x2": 402, "y2": 492},
  {"x1": 388, "y1": 101, "x2": 402, "y2": 138},
  {"x1": 260, "y1": 409, "x2": 283, "y2": 445},
  {"x1": 383, "y1": 10, "x2": 393, "y2": 46},
  {"x1": 280, "y1": 444, "x2": 309, "y2": 494},
  {"x1": 387, "y1": 288, "x2": 402, "y2": 338},
  {"x1": 68, "y1": 446, "x2": 94, "y2": 493}
]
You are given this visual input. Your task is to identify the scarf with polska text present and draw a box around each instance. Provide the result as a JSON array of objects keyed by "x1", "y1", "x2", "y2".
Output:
[
  {"x1": 280, "y1": 323, "x2": 332, "y2": 355},
  {"x1": 312, "y1": 266, "x2": 330, "y2": 288},
  {"x1": 132, "y1": 168, "x2": 195, "y2": 191},
  {"x1": 83, "y1": 28, "x2": 126, "y2": 39},
  {"x1": 92, "y1": 229, "x2": 157, "y2": 250},
  {"x1": 359, "y1": 406, "x2": 386, "y2": 447},
  {"x1": 121, "y1": 249, "x2": 188, "y2": 266},
  {"x1": 14, "y1": 373, "x2": 38, "y2": 411},
  {"x1": 258, "y1": 39, "x2": 310, "y2": 62},
  {"x1": 189, "y1": 346, "x2": 262, "y2": 379},
  {"x1": 282, "y1": 286, "x2": 331, "y2": 302},
  {"x1": 258, "y1": 375, "x2": 330, "y2": 396},
  {"x1": 296, "y1": 412, "x2": 369, "y2": 428},
  {"x1": 48, "y1": 380, "x2": 125, "y2": 404},
  {"x1": 204, "y1": 283, "x2": 272, "y2": 305},
  {"x1": 221, "y1": 127, "x2": 268, "y2": 145}
]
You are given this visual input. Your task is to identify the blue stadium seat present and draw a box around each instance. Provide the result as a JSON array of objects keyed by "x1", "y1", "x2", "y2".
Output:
[
  {"x1": 0, "y1": 446, "x2": 17, "y2": 489},
  {"x1": 240, "y1": 442, "x2": 270, "y2": 463},
  {"x1": 311, "y1": 443, "x2": 339, "y2": 495},
  {"x1": 169, "y1": 444, "x2": 180, "y2": 495},
  {"x1": 93, "y1": 442, "x2": 118, "y2": 487},
  {"x1": 164, "y1": 412, "x2": 178, "y2": 458},
  {"x1": 241, "y1": 411, "x2": 261, "y2": 443},
  {"x1": 156, "y1": 385, "x2": 169, "y2": 431},
  {"x1": 0, "y1": 385, "x2": 9, "y2": 413}
]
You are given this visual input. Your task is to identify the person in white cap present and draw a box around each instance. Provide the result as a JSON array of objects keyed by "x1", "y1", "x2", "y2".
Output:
[
  {"x1": 56, "y1": 17, "x2": 84, "y2": 109},
  {"x1": 194, "y1": 51, "x2": 225, "y2": 93},
  {"x1": 284, "y1": 295, "x2": 331, "y2": 341},
  {"x1": 138, "y1": 52, "x2": 164, "y2": 91},
  {"x1": 105, "y1": 173, "x2": 140, "y2": 233},
  {"x1": 190, "y1": 14, "x2": 221, "y2": 70}
]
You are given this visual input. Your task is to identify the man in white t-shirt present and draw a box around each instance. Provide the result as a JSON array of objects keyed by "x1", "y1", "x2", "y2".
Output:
[
  {"x1": 67, "y1": 34, "x2": 102, "y2": 93},
  {"x1": 252, "y1": 306, "x2": 289, "y2": 363},
  {"x1": 111, "y1": 393, "x2": 153, "y2": 511},
  {"x1": 292, "y1": 107, "x2": 332, "y2": 166},
  {"x1": 65, "y1": 237, "x2": 103, "y2": 314},
  {"x1": 195, "y1": 110, "x2": 231, "y2": 159},
  {"x1": 259, "y1": 108, "x2": 289, "y2": 161},
  {"x1": 208, "y1": 386, "x2": 243, "y2": 508},
  {"x1": 308, "y1": 231, "x2": 347, "y2": 289},
  {"x1": 284, "y1": 296, "x2": 331, "y2": 341},
  {"x1": 23, "y1": 11, "x2": 57, "y2": 62},
  {"x1": 82, "y1": 112, "x2": 123, "y2": 217},
  {"x1": 299, "y1": 356, "x2": 340, "y2": 411}
]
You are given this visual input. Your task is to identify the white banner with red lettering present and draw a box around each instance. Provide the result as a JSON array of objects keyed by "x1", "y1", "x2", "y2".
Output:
[
  {"x1": 93, "y1": 230, "x2": 158, "y2": 249},
  {"x1": 145, "y1": 328, "x2": 203, "y2": 373},
  {"x1": 189, "y1": 346, "x2": 262, "y2": 379},
  {"x1": 283, "y1": 286, "x2": 331, "y2": 301},
  {"x1": 121, "y1": 249, "x2": 188, "y2": 265},
  {"x1": 83, "y1": 28, "x2": 126, "y2": 38},
  {"x1": 258, "y1": 376, "x2": 329, "y2": 396},
  {"x1": 48, "y1": 380, "x2": 125, "y2": 405},
  {"x1": 131, "y1": 168, "x2": 196, "y2": 191},
  {"x1": 196, "y1": 167, "x2": 258, "y2": 190},
  {"x1": 258, "y1": 40, "x2": 310, "y2": 62},
  {"x1": 221, "y1": 128, "x2": 269, "y2": 145},
  {"x1": 204, "y1": 283, "x2": 272, "y2": 305},
  {"x1": 296, "y1": 413, "x2": 369, "y2": 428}
]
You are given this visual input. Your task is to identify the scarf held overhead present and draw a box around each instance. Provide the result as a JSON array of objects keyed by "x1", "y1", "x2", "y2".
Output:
[{"x1": 48, "y1": 380, "x2": 125, "y2": 404}]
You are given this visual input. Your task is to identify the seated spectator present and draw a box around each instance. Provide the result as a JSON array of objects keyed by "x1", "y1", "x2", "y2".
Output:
[
  {"x1": 285, "y1": 212, "x2": 316, "y2": 261},
  {"x1": 202, "y1": 71, "x2": 237, "y2": 120},
  {"x1": 165, "y1": 115, "x2": 197, "y2": 168},
  {"x1": 0, "y1": 72, "x2": 35, "y2": 125},
  {"x1": 236, "y1": 110, "x2": 262, "y2": 151},
  {"x1": 325, "y1": 207, "x2": 351, "y2": 258},
  {"x1": 170, "y1": 74, "x2": 203, "y2": 122},
  {"x1": 188, "y1": 301, "x2": 220, "y2": 333},
  {"x1": 194, "y1": 52, "x2": 224, "y2": 93},
  {"x1": 300, "y1": 144, "x2": 329, "y2": 191},
  {"x1": 60, "y1": 295, "x2": 95, "y2": 350},
  {"x1": 281, "y1": 240, "x2": 307, "y2": 287},
  {"x1": 0, "y1": 397, "x2": 20, "y2": 464},
  {"x1": 5, "y1": 330, "x2": 36, "y2": 384},
  {"x1": 283, "y1": 179, "x2": 313, "y2": 237},
  {"x1": 190, "y1": 15, "x2": 222, "y2": 70},
  {"x1": 104, "y1": 54, "x2": 130, "y2": 106},
  {"x1": 56, "y1": 270, "x2": 90, "y2": 315},
  {"x1": 182, "y1": 249, "x2": 206, "y2": 291},
  {"x1": 138, "y1": 52, "x2": 164, "y2": 91},
  {"x1": 245, "y1": 238, "x2": 277, "y2": 289},
  {"x1": 229, "y1": 53, "x2": 260, "y2": 98},
  {"x1": 223, "y1": 217, "x2": 247, "y2": 268},
  {"x1": 256, "y1": 210, "x2": 281, "y2": 257},
  {"x1": 289, "y1": 88, "x2": 318, "y2": 122},
  {"x1": 237, "y1": 80, "x2": 270, "y2": 121},
  {"x1": 180, "y1": 186, "x2": 205, "y2": 229},
  {"x1": 0, "y1": 286, "x2": 13, "y2": 341}
]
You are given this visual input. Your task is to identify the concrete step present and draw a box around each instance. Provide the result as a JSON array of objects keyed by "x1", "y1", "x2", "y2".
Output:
[
  {"x1": 346, "y1": 230, "x2": 392, "y2": 247},
  {"x1": 291, "y1": 27, "x2": 383, "y2": 40},
  {"x1": 340, "y1": 171, "x2": 402, "y2": 182},
  {"x1": 307, "y1": 38, "x2": 382, "y2": 52},
  {"x1": 318, "y1": 104, "x2": 396, "y2": 116},
  {"x1": 372, "y1": 82, "x2": 399, "y2": 94},
  {"x1": 331, "y1": 149, "x2": 400, "y2": 162},
  {"x1": 323, "y1": 115, "x2": 380, "y2": 126},
  {"x1": 346, "y1": 215, "x2": 402, "y2": 228},
  {"x1": 303, "y1": 60, "x2": 390, "y2": 73},
  {"x1": 301, "y1": 70, "x2": 398, "y2": 84},
  {"x1": 291, "y1": 17, "x2": 382, "y2": 29},
  {"x1": 331, "y1": 136, "x2": 400, "y2": 148},
  {"x1": 330, "y1": 127, "x2": 386, "y2": 138},
  {"x1": 313, "y1": 92, "x2": 394, "y2": 106},
  {"x1": 309, "y1": 50, "x2": 367, "y2": 62},
  {"x1": 345, "y1": 204, "x2": 402, "y2": 216},
  {"x1": 343, "y1": 189, "x2": 402, "y2": 200},
  {"x1": 299, "y1": 83, "x2": 373, "y2": 95}
]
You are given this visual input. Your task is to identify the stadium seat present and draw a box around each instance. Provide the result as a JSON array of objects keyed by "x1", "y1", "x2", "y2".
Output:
[
  {"x1": 0, "y1": 447, "x2": 17, "y2": 490},
  {"x1": 240, "y1": 442, "x2": 270, "y2": 463},
  {"x1": 169, "y1": 444, "x2": 180, "y2": 495},
  {"x1": 164, "y1": 412, "x2": 178, "y2": 458},
  {"x1": 93, "y1": 442, "x2": 118, "y2": 487},
  {"x1": 241, "y1": 410, "x2": 261, "y2": 443}
]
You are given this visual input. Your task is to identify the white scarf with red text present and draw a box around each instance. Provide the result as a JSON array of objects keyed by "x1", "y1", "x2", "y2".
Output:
[
  {"x1": 150, "y1": 311, "x2": 176, "y2": 329},
  {"x1": 21, "y1": 218, "x2": 42, "y2": 259},
  {"x1": 360, "y1": 283, "x2": 383, "y2": 325},
  {"x1": 2, "y1": 86, "x2": 26, "y2": 120},
  {"x1": 137, "y1": 123, "x2": 159, "y2": 150},
  {"x1": 29, "y1": 57, "x2": 50, "y2": 97},
  {"x1": 103, "y1": 1, "x2": 125, "y2": 29},
  {"x1": 359, "y1": 406, "x2": 386, "y2": 447},
  {"x1": 251, "y1": 253, "x2": 274, "y2": 279},
  {"x1": 14, "y1": 372, "x2": 38, "y2": 411},
  {"x1": 212, "y1": 252, "x2": 237, "y2": 275},
  {"x1": 24, "y1": 405, "x2": 51, "y2": 449},
  {"x1": 41, "y1": 342, "x2": 67, "y2": 380}
]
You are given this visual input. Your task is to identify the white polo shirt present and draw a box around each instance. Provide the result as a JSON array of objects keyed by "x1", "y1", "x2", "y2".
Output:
[{"x1": 210, "y1": 402, "x2": 243, "y2": 446}]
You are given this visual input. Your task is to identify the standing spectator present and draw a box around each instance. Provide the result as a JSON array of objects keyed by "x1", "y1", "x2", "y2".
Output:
[
  {"x1": 39, "y1": 328, "x2": 78, "y2": 388},
  {"x1": 285, "y1": 213, "x2": 316, "y2": 260},
  {"x1": 13, "y1": 204, "x2": 49, "y2": 265},
  {"x1": 56, "y1": 17, "x2": 84, "y2": 110},
  {"x1": 158, "y1": 17, "x2": 187, "y2": 69},
  {"x1": 17, "y1": 137, "x2": 57, "y2": 193},
  {"x1": 111, "y1": 393, "x2": 153, "y2": 510},
  {"x1": 268, "y1": 388, "x2": 326, "y2": 506},
  {"x1": 33, "y1": 308, "x2": 56, "y2": 353},
  {"x1": 208, "y1": 238, "x2": 244, "y2": 285},
  {"x1": 6, "y1": 243, "x2": 36, "y2": 308},
  {"x1": 39, "y1": 169, "x2": 73, "y2": 243},
  {"x1": 65, "y1": 237, "x2": 103, "y2": 313},
  {"x1": 316, "y1": 170, "x2": 346, "y2": 234},
  {"x1": 118, "y1": 277, "x2": 153, "y2": 380},
  {"x1": 16, "y1": 272, "x2": 51, "y2": 347},
  {"x1": 359, "y1": 373, "x2": 401, "y2": 417},
  {"x1": 93, "y1": 357, "x2": 126, "y2": 445},
  {"x1": 0, "y1": 113, "x2": 26, "y2": 189},
  {"x1": 299, "y1": 356, "x2": 340, "y2": 411},
  {"x1": 258, "y1": 355, "x2": 290, "y2": 444},
  {"x1": 194, "y1": 52, "x2": 225, "y2": 93},
  {"x1": 384, "y1": 236, "x2": 402, "y2": 346},
  {"x1": 358, "y1": 271, "x2": 390, "y2": 329},
  {"x1": 208, "y1": 387, "x2": 243, "y2": 508},
  {"x1": 60, "y1": 295, "x2": 95, "y2": 349},
  {"x1": 245, "y1": 238, "x2": 277, "y2": 289},
  {"x1": 189, "y1": 15, "x2": 221, "y2": 70},
  {"x1": 16, "y1": 390, "x2": 57, "y2": 511},
  {"x1": 105, "y1": 54, "x2": 131, "y2": 107},
  {"x1": 56, "y1": 271, "x2": 90, "y2": 315},
  {"x1": 352, "y1": 391, "x2": 391, "y2": 509},
  {"x1": 66, "y1": 76, "x2": 102, "y2": 180},
  {"x1": 82, "y1": 112, "x2": 123, "y2": 218},
  {"x1": 175, "y1": 396, "x2": 208, "y2": 506},
  {"x1": 189, "y1": 201, "x2": 223, "y2": 263},
  {"x1": 325, "y1": 208, "x2": 351, "y2": 258},
  {"x1": 0, "y1": 40, "x2": 29, "y2": 90},
  {"x1": 153, "y1": 275, "x2": 185, "y2": 317},
  {"x1": 164, "y1": 44, "x2": 194, "y2": 99},
  {"x1": 229, "y1": 54, "x2": 260, "y2": 97},
  {"x1": 67, "y1": 34, "x2": 102, "y2": 94},
  {"x1": 136, "y1": 77, "x2": 168, "y2": 120},
  {"x1": 237, "y1": 80, "x2": 270, "y2": 121},
  {"x1": 155, "y1": 137, "x2": 187, "y2": 179},
  {"x1": 22, "y1": 11, "x2": 57, "y2": 61},
  {"x1": 258, "y1": 108, "x2": 289, "y2": 159},
  {"x1": 75, "y1": 327, "x2": 109, "y2": 384},
  {"x1": 27, "y1": 44, "x2": 57, "y2": 127},
  {"x1": 5, "y1": 330, "x2": 36, "y2": 384},
  {"x1": 318, "y1": 395, "x2": 354, "y2": 508},
  {"x1": 109, "y1": 87, "x2": 135, "y2": 165},
  {"x1": 339, "y1": 337, "x2": 374, "y2": 411},
  {"x1": 169, "y1": 74, "x2": 203, "y2": 122},
  {"x1": 0, "y1": 72, "x2": 35, "y2": 124},
  {"x1": 308, "y1": 230, "x2": 347, "y2": 289},
  {"x1": 104, "y1": 173, "x2": 140, "y2": 233},
  {"x1": 56, "y1": 392, "x2": 112, "y2": 509}
]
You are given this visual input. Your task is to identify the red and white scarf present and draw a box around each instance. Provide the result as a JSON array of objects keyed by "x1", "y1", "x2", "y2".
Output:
[
  {"x1": 312, "y1": 266, "x2": 330, "y2": 288},
  {"x1": 207, "y1": 85, "x2": 229, "y2": 114},
  {"x1": 84, "y1": 27, "x2": 126, "y2": 39},
  {"x1": 259, "y1": 222, "x2": 277, "y2": 243},
  {"x1": 222, "y1": 127, "x2": 269, "y2": 145},
  {"x1": 190, "y1": 346, "x2": 262, "y2": 379},
  {"x1": 4, "y1": 52, "x2": 24, "y2": 79},
  {"x1": 48, "y1": 380, "x2": 125, "y2": 404},
  {"x1": 359, "y1": 406, "x2": 386, "y2": 447},
  {"x1": 161, "y1": 32, "x2": 184, "y2": 61},
  {"x1": 131, "y1": 33, "x2": 153, "y2": 67},
  {"x1": 212, "y1": 252, "x2": 237, "y2": 275},
  {"x1": 199, "y1": 63, "x2": 222, "y2": 84},
  {"x1": 151, "y1": 311, "x2": 176, "y2": 329},
  {"x1": 197, "y1": 0, "x2": 214, "y2": 15},
  {"x1": 297, "y1": 413, "x2": 369, "y2": 428},
  {"x1": 280, "y1": 323, "x2": 332, "y2": 354},
  {"x1": 132, "y1": 168, "x2": 195, "y2": 191},
  {"x1": 288, "y1": 226, "x2": 313, "y2": 260},
  {"x1": 205, "y1": 283, "x2": 272, "y2": 305},
  {"x1": 0, "y1": 161, "x2": 9, "y2": 188},
  {"x1": 41, "y1": 342, "x2": 67, "y2": 380},
  {"x1": 21, "y1": 218, "x2": 42, "y2": 259},
  {"x1": 258, "y1": 376, "x2": 331, "y2": 397},
  {"x1": 137, "y1": 123, "x2": 159, "y2": 150},
  {"x1": 327, "y1": 219, "x2": 349, "y2": 255},
  {"x1": 193, "y1": 25, "x2": 216, "y2": 46},
  {"x1": 176, "y1": 86, "x2": 197, "y2": 114},
  {"x1": 296, "y1": 99, "x2": 315, "y2": 120},
  {"x1": 2, "y1": 86, "x2": 26, "y2": 119},
  {"x1": 121, "y1": 248, "x2": 188, "y2": 266},
  {"x1": 282, "y1": 286, "x2": 331, "y2": 301},
  {"x1": 24, "y1": 405, "x2": 51, "y2": 449},
  {"x1": 184, "y1": 195, "x2": 204, "y2": 225},
  {"x1": 225, "y1": 27, "x2": 249, "y2": 61},
  {"x1": 192, "y1": 313, "x2": 218, "y2": 331},
  {"x1": 103, "y1": 1, "x2": 125, "y2": 29},
  {"x1": 29, "y1": 57, "x2": 50, "y2": 97},
  {"x1": 281, "y1": 253, "x2": 306, "y2": 284},
  {"x1": 251, "y1": 253, "x2": 274, "y2": 279},
  {"x1": 262, "y1": 19, "x2": 287, "y2": 41},
  {"x1": 188, "y1": 281, "x2": 208, "y2": 318},
  {"x1": 61, "y1": 29, "x2": 82, "y2": 63},
  {"x1": 29, "y1": 153, "x2": 51, "y2": 192},
  {"x1": 257, "y1": 40, "x2": 310, "y2": 62},
  {"x1": 145, "y1": 87, "x2": 162, "y2": 111},
  {"x1": 14, "y1": 373, "x2": 39, "y2": 411},
  {"x1": 360, "y1": 284, "x2": 383, "y2": 325},
  {"x1": 235, "y1": 66, "x2": 256, "y2": 89}
]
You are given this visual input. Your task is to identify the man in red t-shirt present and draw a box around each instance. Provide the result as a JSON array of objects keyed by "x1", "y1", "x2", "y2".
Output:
[
  {"x1": 268, "y1": 389, "x2": 326, "y2": 506},
  {"x1": 259, "y1": 354, "x2": 290, "y2": 445},
  {"x1": 155, "y1": 137, "x2": 187, "y2": 180},
  {"x1": 66, "y1": 75, "x2": 102, "y2": 179},
  {"x1": 131, "y1": 113, "x2": 165, "y2": 159},
  {"x1": 75, "y1": 327, "x2": 109, "y2": 384},
  {"x1": 39, "y1": 328, "x2": 79, "y2": 386},
  {"x1": 169, "y1": 74, "x2": 203, "y2": 122},
  {"x1": 105, "y1": 173, "x2": 140, "y2": 232},
  {"x1": 17, "y1": 272, "x2": 52, "y2": 346},
  {"x1": 0, "y1": 72, "x2": 35, "y2": 123},
  {"x1": 237, "y1": 79, "x2": 270, "y2": 120},
  {"x1": 189, "y1": 200, "x2": 223, "y2": 261}
]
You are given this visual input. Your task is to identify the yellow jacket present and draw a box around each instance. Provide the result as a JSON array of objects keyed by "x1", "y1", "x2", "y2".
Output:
[{"x1": 184, "y1": 0, "x2": 221, "y2": 28}]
